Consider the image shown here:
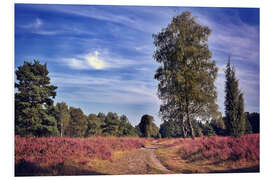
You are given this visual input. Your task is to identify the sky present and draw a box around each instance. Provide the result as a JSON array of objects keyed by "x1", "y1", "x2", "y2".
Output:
[{"x1": 14, "y1": 4, "x2": 260, "y2": 126}]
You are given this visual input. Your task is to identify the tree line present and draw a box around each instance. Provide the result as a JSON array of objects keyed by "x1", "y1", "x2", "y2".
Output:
[
  {"x1": 15, "y1": 11, "x2": 259, "y2": 138},
  {"x1": 14, "y1": 61, "x2": 160, "y2": 137},
  {"x1": 159, "y1": 112, "x2": 259, "y2": 138},
  {"x1": 14, "y1": 60, "x2": 259, "y2": 138}
]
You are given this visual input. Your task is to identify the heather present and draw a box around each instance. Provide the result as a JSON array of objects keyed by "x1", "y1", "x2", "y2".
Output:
[
  {"x1": 15, "y1": 136, "x2": 147, "y2": 167},
  {"x1": 172, "y1": 134, "x2": 259, "y2": 163}
]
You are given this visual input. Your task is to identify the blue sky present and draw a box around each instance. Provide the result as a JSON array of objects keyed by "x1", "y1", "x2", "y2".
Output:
[{"x1": 15, "y1": 4, "x2": 259, "y2": 126}]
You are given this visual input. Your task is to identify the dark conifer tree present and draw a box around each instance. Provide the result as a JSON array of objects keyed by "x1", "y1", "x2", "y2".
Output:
[
  {"x1": 15, "y1": 60, "x2": 58, "y2": 137},
  {"x1": 224, "y1": 57, "x2": 246, "y2": 137},
  {"x1": 101, "y1": 112, "x2": 120, "y2": 136},
  {"x1": 86, "y1": 113, "x2": 102, "y2": 137},
  {"x1": 138, "y1": 114, "x2": 161, "y2": 138},
  {"x1": 67, "y1": 107, "x2": 88, "y2": 137}
]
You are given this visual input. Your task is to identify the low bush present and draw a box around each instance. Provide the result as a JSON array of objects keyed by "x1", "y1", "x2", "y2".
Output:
[
  {"x1": 176, "y1": 134, "x2": 259, "y2": 162},
  {"x1": 15, "y1": 136, "x2": 147, "y2": 167}
]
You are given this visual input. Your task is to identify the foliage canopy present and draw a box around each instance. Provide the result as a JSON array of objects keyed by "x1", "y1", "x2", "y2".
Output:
[
  {"x1": 224, "y1": 57, "x2": 246, "y2": 137},
  {"x1": 15, "y1": 60, "x2": 58, "y2": 137},
  {"x1": 153, "y1": 11, "x2": 218, "y2": 138}
]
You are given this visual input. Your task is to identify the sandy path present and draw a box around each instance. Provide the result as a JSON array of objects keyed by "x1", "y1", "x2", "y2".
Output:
[
  {"x1": 145, "y1": 147, "x2": 172, "y2": 173},
  {"x1": 104, "y1": 144, "x2": 172, "y2": 174}
]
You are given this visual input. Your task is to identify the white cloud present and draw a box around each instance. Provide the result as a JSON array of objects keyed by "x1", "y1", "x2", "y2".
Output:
[
  {"x1": 64, "y1": 49, "x2": 153, "y2": 70},
  {"x1": 64, "y1": 51, "x2": 108, "y2": 70},
  {"x1": 66, "y1": 58, "x2": 89, "y2": 70},
  {"x1": 86, "y1": 51, "x2": 108, "y2": 70}
]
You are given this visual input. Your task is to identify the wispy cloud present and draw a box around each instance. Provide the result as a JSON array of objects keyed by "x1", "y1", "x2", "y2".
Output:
[
  {"x1": 190, "y1": 8, "x2": 260, "y2": 114},
  {"x1": 51, "y1": 72, "x2": 159, "y2": 105},
  {"x1": 194, "y1": 10, "x2": 259, "y2": 66},
  {"x1": 19, "y1": 18, "x2": 62, "y2": 35},
  {"x1": 50, "y1": 71, "x2": 161, "y2": 125},
  {"x1": 21, "y1": 18, "x2": 43, "y2": 29},
  {"x1": 64, "y1": 49, "x2": 154, "y2": 70},
  {"x1": 27, "y1": 4, "x2": 175, "y2": 34},
  {"x1": 66, "y1": 58, "x2": 89, "y2": 70}
]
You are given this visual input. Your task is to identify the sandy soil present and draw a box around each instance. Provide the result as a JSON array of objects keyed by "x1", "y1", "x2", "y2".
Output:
[{"x1": 94, "y1": 144, "x2": 173, "y2": 175}]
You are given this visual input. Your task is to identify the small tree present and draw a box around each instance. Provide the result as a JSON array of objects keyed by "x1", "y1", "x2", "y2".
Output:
[
  {"x1": 118, "y1": 115, "x2": 138, "y2": 137},
  {"x1": 67, "y1": 107, "x2": 88, "y2": 137},
  {"x1": 86, "y1": 113, "x2": 102, "y2": 136},
  {"x1": 246, "y1": 112, "x2": 260, "y2": 133},
  {"x1": 237, "y1": 93, "x2": 246, "y2": 135},
  {"x1": 202, "y1": 122, "x2": 216, "y2": 137},
  {"x1": 245, "y1": 113, "x2": 253, "y2": 134},
  {"x1": 138, "y1": 114, "x2": 161, "y2": 138},
  {"x1": 224, "y1": 57, "x2": 246, "y2": 137},
  {"x1": 55, "y1": 102, "x2": 70, "y2": 137},
  {"x1": 101, "y1": 112, "x2": 120, "y2": 136},
  {"x1": 97, "y1": 112, "x2": 106, "y2": 123},
  {"x1": 210, "y1": 117, "x2": 226, "y2": 136},
  {"x1": 15, "y1": 60, "x2": 58, "y2": 137},
  {"x1": 159, "y1": 119, "x2": 182, "y2": 138},
  {"x1": 138, "y1": 114, "x2": 153, "y2": 137}
]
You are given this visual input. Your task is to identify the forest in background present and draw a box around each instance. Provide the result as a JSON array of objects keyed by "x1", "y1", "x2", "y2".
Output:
[{"x1": 14, "y1": 60, "x2": 259, "y2": 139}]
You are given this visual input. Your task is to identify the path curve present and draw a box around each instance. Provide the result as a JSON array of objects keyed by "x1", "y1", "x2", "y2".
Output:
[
  {"x1": 106, "y1": 144, "x2": 173, "y2": 174},
  {"x1": 145, "y1": 147, "x2": 172, "y2": 173}
]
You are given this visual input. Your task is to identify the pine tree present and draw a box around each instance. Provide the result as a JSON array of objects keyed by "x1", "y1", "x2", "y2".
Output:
[
  {"x1": 67, "y1": 107, "x2": 88, "y2": 137},
  {"x1": 118, "y1": 115, "x2": 138, "y2": 137},
  {"x1": 86, "y1": 113, "x2": 102, "y2": 136},
  {"x1": 15, "y1": 60, "x2": 58, "y2": 137},
  {"x1": 153, "y1": 11, "x2": 218, "y2": 138},
  {"x1": 101, "y1": 112, "x2": 120, "y2": 136},
  {"x1": 224, "y1": 57, "x2": 246, "y2": 137}
]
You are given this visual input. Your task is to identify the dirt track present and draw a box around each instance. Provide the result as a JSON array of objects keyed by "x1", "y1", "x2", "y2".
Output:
[{"x1": 100, "y1": 144, "x2": 173, "y2": 174}]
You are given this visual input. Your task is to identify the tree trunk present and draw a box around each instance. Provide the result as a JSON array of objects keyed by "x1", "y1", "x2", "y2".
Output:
[
  {"x1": 61, "y1": 120, "x2": 63, "y2": 137},
  {"x1": 186, "y1": 106, "x2": 195, "y2": 139},
  {"x1": 180, "y1": 114, "x2": 187, "y2": 138},
  {"x1": 187, "y1": 115, "x2": 195, "y2": 139},
  {"x1": 185, "y1": 92, "x2": 195, "y2": 139}
]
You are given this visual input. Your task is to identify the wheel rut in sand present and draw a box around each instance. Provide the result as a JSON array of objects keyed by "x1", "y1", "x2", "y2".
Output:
[
  {"x1": 107, "y1": 144, "x2": 173, "y2": 174},
  {"x1": 142, "y1": 145, "x2": 172, "y2": 173}
]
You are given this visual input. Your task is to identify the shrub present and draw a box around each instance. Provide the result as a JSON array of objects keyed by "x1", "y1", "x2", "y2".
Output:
[
  {"x1": 176, "y1": 134, "x2": 259, "y2": 162},
  {"x1": 15, "y1": 136, "x2": 147, "y2": 167}
]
